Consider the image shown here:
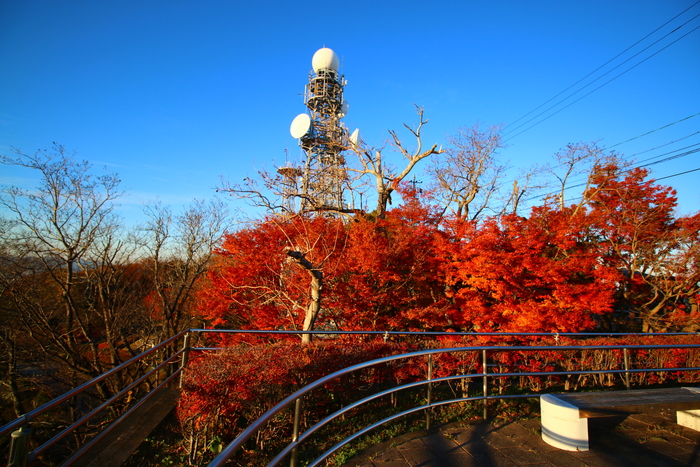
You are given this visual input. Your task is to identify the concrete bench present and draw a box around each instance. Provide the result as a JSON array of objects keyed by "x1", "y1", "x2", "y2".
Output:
[{"x1": 540, "y1": 387, "x2": 700, "y2": 451}]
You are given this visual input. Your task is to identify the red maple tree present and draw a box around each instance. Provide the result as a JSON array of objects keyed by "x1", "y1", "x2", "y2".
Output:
[
  {"x1": 585, "y1": 164, "x2": 700, "y2": 331},
  {"x1": 438, "y1": 205, "x2": 619, "y2": 332}
]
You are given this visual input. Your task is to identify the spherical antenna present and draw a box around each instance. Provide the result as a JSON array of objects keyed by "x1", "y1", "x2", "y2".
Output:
[
  {"x1": 339, "y1": 100, "x2": 349, "y2": 118},
  {"x1": 312, "y1": 47, "x2": 339, "y2": 73},
  {"x1": 290, "y1": 113, "x2": 312, "y2": 138}
]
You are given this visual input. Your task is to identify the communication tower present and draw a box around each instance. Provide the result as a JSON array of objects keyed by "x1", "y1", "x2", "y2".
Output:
[
  {"x1": 277, "y1": 165, "x2": 303, "y2": 212},
  {"x1": 287, "y1": 47, "x2": 355, "y2": 212}
]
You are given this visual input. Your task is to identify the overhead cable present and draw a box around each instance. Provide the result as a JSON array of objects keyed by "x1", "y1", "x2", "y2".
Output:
[
  {"x1": 656, "y1": 167, "x2": 700, "y2": 181},
  {"x1": 503, "y1": 0, "x2": 700, "y2": 133},
  {"x1": 504, "y1": 20, "x2": 700, "y2": 142},
  {"x1": 606, "y1": 113, "x2": 700, "y2": 149},
  {"x1": 520, "y1": 146, "x2": 700, "y2": 204}
]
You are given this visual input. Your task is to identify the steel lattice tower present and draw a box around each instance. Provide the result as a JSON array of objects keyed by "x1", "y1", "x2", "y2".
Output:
[{"x1": 288, "y1": 47, "x2": 351, "y2": 212}]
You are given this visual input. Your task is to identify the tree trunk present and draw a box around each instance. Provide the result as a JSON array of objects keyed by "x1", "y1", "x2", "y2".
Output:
[{"x1": 286, "y1": 251, "x2": 323, "y2": 344}]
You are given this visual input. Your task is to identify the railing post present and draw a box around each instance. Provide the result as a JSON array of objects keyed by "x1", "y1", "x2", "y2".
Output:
[
  {"x1": 179, "y1": 331, "x2": 191, "y2": 389},
  {"x1": 425, "y1": 354, "x2": 433, "y2": 431},
  {"x1": 9, "y1": 425, "x2": 32, "y2": 467},
  {"x1": 482, "y1": 349, "x2": 488, "y2": 420},
  {"x1": 290, "y1": 397, "x2": 303, "y2": 467},
  {"x1": 624, "y1": 347, "x2": 630, "y2": 390}
]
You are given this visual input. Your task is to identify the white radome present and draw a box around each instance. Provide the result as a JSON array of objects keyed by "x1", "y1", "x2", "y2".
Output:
[
  {"x1": 290, "y1": 113, "x2": 312, "y2": 138},
  {"x1": 339, "y1": 100, "x2": 349, "y2": 118},
  {"x1": 312, "y1": 47, "x2": 339, "y2": 73}
]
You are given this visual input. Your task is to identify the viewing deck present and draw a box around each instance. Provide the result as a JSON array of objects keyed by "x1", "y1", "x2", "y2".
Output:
[{"x1": 345, "y1": 412, "x2": 700, "y2": 466}]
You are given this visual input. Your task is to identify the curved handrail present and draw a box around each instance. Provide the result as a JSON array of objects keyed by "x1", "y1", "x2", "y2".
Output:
[
  {"x1": 0, "y1": 329, "x2": 188, "y2": 438},
  {"x1": 207, "y1": 343, "x2": 700, "y2": 466},
  {"x1": 5, "y1": 330, "x2": 699, "y2": 466},
  {"x1": 192, "y1": 328, "x2": 699, "y2": 337},
  {"x1": 0, "y1": 330, "x2": 190, "y2": 467},
  {"x1": 33, "y1": 349, "x2": 185, "y2": 463}
]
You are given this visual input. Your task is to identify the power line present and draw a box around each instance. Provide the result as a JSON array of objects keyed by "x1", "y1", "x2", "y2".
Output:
[
  {"x1": 531, "y1": 117, "x2": 700, "y2": 175},
  {"x1": 516, "y1": 164, "x2": 700, "y2": 213},
  {"x1": 504, "y1": 20, "x2": 700, "y2": 141},
  {"x1": 635, "y1": 142, "x2": 700, "y2": 167},
  {"x1": 656, "y1": 167, "x2": 700, "y2": 181},
  {"x1": 519, "y1": 146, "x2": 700, "y2": 204},
  {"x1": 622, "y1": 131, "x2": 700, "y2": 159},
  {"x1": 606, "y1": 114, "x2": 700, "y2": 150},
  {"x1": 503, "y1": 0, "x2": 700, "y2": 133},
  {"x1": 553, "y1": 165, "x2": 700, "y2": 207}
]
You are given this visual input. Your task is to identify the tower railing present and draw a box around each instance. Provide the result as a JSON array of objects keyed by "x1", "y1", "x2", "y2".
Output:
[
  {"x1": 2, "y1": 330, "x2": 699, "y2": 466},
  {"x1": 201, "y1": 336, "x2": 700, "y2": 467}
]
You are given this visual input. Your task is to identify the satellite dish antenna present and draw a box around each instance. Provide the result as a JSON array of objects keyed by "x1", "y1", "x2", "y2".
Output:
[
  {"x1": 312, "y1": 47, "x2": 339, "y2": 73},
  {"x1": 339, "y1": 100, "x2": 349, "y2": 118},
  {"x1": 290, "y1": 113, "x2": 312, "y2": 138},
  {"x1": 350, "y1": 128, "x2": 361, "y2": 147}
]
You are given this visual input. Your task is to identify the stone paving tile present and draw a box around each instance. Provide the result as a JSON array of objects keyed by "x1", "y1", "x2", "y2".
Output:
[
  {"x1": 425, "y1": 434, "x2": 483, "y2": 465},
  {"x1": 668, "y1": 449, "x2": 700, "y2": 466},
  {"x1": 535, "y1": 449, "x2": 591, "y2": 467},
  {"x1": 449, "y1": 422, "x2": 491, "y2": 447},
  {"x1": 573, "y1": 455, "x2": 621, "y2": 467},
  {"x1": 397, "y1": 449, "x2": 435, "y2": 466},
  {"x1": 368, "y1": 460, "x2": 411, "y2": 467},
  {"x1": 396, "y1": 438, "x2": 428, "y2": 450},
  {"x1": 486, "y1": 432, "x2": 525, "y2": 449},
  {"x1": 638, "y1": 411, "x2": 681, "y2": 428},
  {"x1": 420, "y1": 432, "x2": 464, "y2": 457},
  {"x1": 349, "y1": 462, "x2": 375, "y2": 467},
  {"x1": 679, "y1": 427, "x2": 700, "y2": 443},
  {"x1": 365, "y1": 448, "x2": 407, "y2": 465},
  {"x1": 498, "y1": 446, "x2": 550, "y2": 465},
  {"x1": 616, "y1": 426, "x2": 656, "y2": 443},
  {"x1": 652, "y1": 431, "x2": 697, "y2": 447},
  {"x1": 593, "y1": 432, "x2": 687, "y2": 467},
  {"x1": 564, "y1": 450, "x2": 604, "y2": 460},
  {"x1": 642, "y1": 439, "x2": 696, "y2": 457},
  {"x1": 516, "y1": 432, "x2": 562, "y2": 453},
  {"x1": 342, "y1": 413, "x2": 700, "y2": 467},
  {"x1": 430, "y1": 451, "x2": 480, "y2": 467},
  {"x1": 620, "y1": 415, "x2": 657, "y2": 431},
  {"x1": 468, "y1": 447, "x2": 520, "y2": 467}
]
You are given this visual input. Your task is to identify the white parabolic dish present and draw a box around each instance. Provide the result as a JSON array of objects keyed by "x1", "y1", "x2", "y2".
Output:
[
  {"x1": 290, "y1": 113, "x2": 312, "y2": 139},
  {"x1": 350, "y1": 128, "x2": 361, "y2": 147},
  {"x1": 339, "y1": 100, "x2": 349, "y2": 118},
  {"x1": 312, "y1": 48, "x2": 339, "y2": 73}
]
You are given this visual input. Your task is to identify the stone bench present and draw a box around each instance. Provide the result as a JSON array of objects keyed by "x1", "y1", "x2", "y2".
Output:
[{"x1": 540, "y1": 387, "x2": 700, "y2": 451}]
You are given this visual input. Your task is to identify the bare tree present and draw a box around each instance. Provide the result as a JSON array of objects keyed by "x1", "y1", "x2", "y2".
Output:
[
  {"x1": 0, "y1": 217, "x2": 28, "y2": 418},
  {"x1": 350, "y1": 106, "x2": 443, "y2": 219},
  {"x1": 219, "y1": 166, "x2": 365, "y2": 218},
  {"x1": 219, "y1": 106, "x2": 442, "y2": 220},
  {"x1": 81, "y1": 230, "x2": 151, "y2": 365},
  {"x1": 427, "y1": 123, "x2": 507, "y2": 221},
  {"x1": 548, "y1": 142, "x2": 622, "y2": 212},
  {"x1": 218, "y1": 171, "x2": 294, "y2": 215},
  {"x1": 0, "y1": 145, "x2": 125, "y2": 384},
  {"x1": 139, "y1": 198, "x2": 231, "y2": 341}
]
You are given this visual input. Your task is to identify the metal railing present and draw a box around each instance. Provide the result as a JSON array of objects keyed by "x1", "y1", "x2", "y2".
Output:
[
  {"x1": 199, "y1": 334, "x2": 700, "y2": 467},
  {"x1": 2, "y1": 329, "x2": 699, "y2": 466},
  {"x1": 1, "y1": 330, "x2": 190, "y2": 467}
]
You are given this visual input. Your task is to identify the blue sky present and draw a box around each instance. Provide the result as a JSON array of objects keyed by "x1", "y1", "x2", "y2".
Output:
[{"x1": 1, "y1": 1, "x2": 698, "y2": 226}]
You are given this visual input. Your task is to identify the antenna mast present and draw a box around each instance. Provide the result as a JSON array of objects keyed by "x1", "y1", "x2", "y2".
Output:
[{"x1": 287, "y1": 47, "x2": 351, "y2": 212}]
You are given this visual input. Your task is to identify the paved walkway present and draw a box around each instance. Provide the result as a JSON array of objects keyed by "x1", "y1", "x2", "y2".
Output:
[{"x1": 343, "y1": 411, "x2": 700, "y2": 466}]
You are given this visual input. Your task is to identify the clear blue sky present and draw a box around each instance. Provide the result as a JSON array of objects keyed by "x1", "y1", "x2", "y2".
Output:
[{"x1": 1, "y1": 1, "x2": 698, "y2": 226}]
